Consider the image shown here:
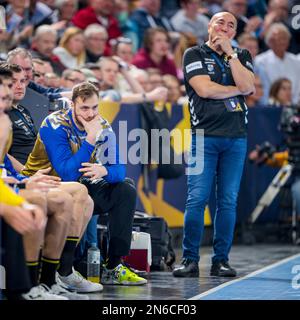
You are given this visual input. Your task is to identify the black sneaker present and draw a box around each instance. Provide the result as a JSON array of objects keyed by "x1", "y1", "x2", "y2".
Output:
[
  {"x1": 172, "y1": 258, "x2": 199, "y2": 278},
  {"x1": 210, "y1": 261, "x2": 237, "y2": 277}
]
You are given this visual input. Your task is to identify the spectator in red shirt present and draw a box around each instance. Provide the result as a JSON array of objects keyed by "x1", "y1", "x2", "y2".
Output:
[
  {"x1": 71, "y1": 0, "x2": 122, "y2": 55},
  {"x1": 132, "y1": 27, "x2": 177, "y2": 77}
]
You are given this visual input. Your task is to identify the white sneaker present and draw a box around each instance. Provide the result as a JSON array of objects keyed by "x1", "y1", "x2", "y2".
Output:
[
  {"x1": 22, "y1": 284, "x2": 68, "y2": 300},
  {"x1": 50, "y1": 283, "x2": 89, "y2": 300},
  {"x1": 57, "y1": 268, "x2": 103, "y2": 293}
]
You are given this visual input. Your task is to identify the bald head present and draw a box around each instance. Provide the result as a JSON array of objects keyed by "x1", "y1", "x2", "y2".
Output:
[
  {"x1": 208, "y1": 12, "x2": 237, "y2": 44},
  {"x1": 209, "y1": 12, "x2": 237, "y2": 29}
]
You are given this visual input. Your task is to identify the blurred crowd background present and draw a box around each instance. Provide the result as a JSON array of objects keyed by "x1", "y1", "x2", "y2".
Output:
[{"x1": 0, "y1": 0, "x2": 299, "y2": 108}]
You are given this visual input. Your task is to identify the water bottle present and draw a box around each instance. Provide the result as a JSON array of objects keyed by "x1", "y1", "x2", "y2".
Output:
[{"x1": 87, "y1": 244, "x2": 100, "y2": 283}]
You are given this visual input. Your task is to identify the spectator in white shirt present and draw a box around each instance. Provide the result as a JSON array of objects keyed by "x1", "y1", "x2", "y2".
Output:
[{"x1": 255, "y1": 23, "x2": 300, "y2": 105}]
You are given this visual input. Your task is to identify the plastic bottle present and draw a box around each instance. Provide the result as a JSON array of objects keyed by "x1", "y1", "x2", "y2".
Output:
[{"x1": 87, "y1": 244, "x2": 100, "y2": 283}]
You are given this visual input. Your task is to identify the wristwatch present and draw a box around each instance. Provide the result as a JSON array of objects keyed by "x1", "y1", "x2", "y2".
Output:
[{"x1": 227, "y1": 52, "x2": 238, "y2": 61}]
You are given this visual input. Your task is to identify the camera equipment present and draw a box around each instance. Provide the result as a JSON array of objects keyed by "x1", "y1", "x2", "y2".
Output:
[
  {"x1": 280, "y1": 104, "x2": 300, "y2": 170},
  {"x1": 248, "y1": 105, "x2": 300, "y2": 245},
  {"x1": 249, "y1": 141, "x2": 277, "y2": 166}
]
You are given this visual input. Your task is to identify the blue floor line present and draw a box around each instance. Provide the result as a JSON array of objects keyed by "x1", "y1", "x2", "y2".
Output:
[{"x1": 190, "y1": 253, "x2": 300, "y2": 300}]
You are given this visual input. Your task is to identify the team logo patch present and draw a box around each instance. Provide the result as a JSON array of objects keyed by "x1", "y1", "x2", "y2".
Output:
[
  {"x1": 207, "y1": 64, "x2": 214, "y2": 72},
  {"x1": 186, "y1": 61, "x2": 202, "y2": 73}
]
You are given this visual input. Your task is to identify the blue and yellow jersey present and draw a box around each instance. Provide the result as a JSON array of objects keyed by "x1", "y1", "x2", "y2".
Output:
[{"x1": 23, "y1": 108, "x2": 125, "y2": 183}]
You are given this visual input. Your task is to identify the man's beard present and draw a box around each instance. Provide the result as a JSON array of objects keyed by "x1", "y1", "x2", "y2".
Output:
[
  {"x1": 74, "y1": 110, "x2": 84, "y2": 127},
  {"x1": 73, "y1": 109, "x2": 94, "y2": 128}
]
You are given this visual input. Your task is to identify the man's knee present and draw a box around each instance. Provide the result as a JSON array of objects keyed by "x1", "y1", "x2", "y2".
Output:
[
  {"x1": 116, "y1": 178, "x2": 137, "y2": 202},
  {"x1": 74, "y1": 183, "x2": 90, "y2": 202},
  {"x1": 85, "y1": 195, "x2": 94, "y2": 221},
  {"x1": 47, "y1": 190, "x2": 73, "y2": 218},
  {"x1": 19, "y1": 190, "x2": 47, "y2": 214}
]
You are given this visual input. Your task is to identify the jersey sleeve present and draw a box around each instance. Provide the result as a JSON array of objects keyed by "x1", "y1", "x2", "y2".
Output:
[
  {"x1": 39, "y1": 119, "x2": 95, "y2": 182},
  {"x1": 238, "y1": 48, "x2": 254, "y2": 74},
  {"x1": 183, "y1": 47, "x2": 207, "y2": 82},
  {"x1": 95, "y1": 128, "x2": 126, "y2": 183}
]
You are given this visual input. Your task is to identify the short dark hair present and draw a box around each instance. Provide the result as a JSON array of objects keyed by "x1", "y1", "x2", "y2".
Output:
[
  {"x1": 0, "y1": 63, "x2": 13, "y2": 80},
  {"x1": 72, "y1": 81, "x2": 99, "y2": 103},
  {"x1": 6, "y1": 64, "x2": 23, "y2": 74}
]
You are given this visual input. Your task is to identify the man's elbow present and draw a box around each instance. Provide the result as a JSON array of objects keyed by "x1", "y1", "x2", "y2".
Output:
[
  {"x1": 239, "y1": 84, "x2": 255, "y2": 96},
  {"x1": 195, "y1": 88, "x2": 209, "y2": 99}
]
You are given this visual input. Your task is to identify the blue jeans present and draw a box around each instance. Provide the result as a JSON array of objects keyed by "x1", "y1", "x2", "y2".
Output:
[{"x1": 183, "y1": 134, "x2": 247, "y2": 264}]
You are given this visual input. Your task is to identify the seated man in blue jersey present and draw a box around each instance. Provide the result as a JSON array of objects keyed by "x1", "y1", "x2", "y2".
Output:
[{"x1": 23, "y1": 82, "x2": 147, "y2": 286}]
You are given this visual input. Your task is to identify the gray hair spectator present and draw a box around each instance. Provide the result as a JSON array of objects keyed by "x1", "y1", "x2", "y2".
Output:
[
  {"x1": 32, "y1": 25, "x2": 57, "y2": 55},
  {"x1": 262, "y1": 0, "x2": 300, "y2": 53},
  {"x1": 30, "y1": 25, "x2": 65, "y2": 75},
  {"x1": 7, "y1": 47, "x2": 72, "y2": 101},
  {"x1": 7, "y1": 48, "x2": 34, "y2": 86},
  {"x1": 84, "y1": 24, "x2": 108, "y2": 63},
  {"x1": 255, "y1": 23, "x2": 300, "y2": 105}
]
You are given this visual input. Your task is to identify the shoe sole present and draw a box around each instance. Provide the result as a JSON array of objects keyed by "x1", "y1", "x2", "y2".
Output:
[
  {"x1": 101, "y1": 281, "x2": 147, "y2": 286},
  {"x1": 76, "y1": 288, "x2": 104, "y2": 293},
  {"x1": 58, "y1": 281, "x2": 104, "y2": 293}
]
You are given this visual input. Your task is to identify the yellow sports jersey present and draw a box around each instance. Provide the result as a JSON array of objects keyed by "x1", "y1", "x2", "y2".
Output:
[
  {"x1": 22, "y1": 133, "x2": 58, "y2": 177},
  {"x1": 0, "y1": 128, "x2": 25, "y2": 206},
  {"x1": 0, "y1": 179, "x2": 25, "y2": 206},
  {"x1": 0, "y1": 129, "x2": 13, "y2": 170},
  {"x1": 22, "y1": 109, "x2": 75, "y2": 177}
]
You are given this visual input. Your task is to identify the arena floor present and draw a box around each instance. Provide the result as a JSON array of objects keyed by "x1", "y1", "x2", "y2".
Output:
[{"x1": 87, "y1": 244, "x2": 300, "y2": 300}]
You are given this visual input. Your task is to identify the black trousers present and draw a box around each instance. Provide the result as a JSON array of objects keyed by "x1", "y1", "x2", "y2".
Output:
[
  {"x1": 82, "y1": 178, "x2": 136, "y2": 258},
  {"x1": 0, "y1": 219, "x2": 32, "y2": 297}
]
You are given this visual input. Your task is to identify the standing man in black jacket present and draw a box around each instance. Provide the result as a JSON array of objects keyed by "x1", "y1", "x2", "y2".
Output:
[{"x1": 173, "y1": 11, "x2": 255, "y2": 278}]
